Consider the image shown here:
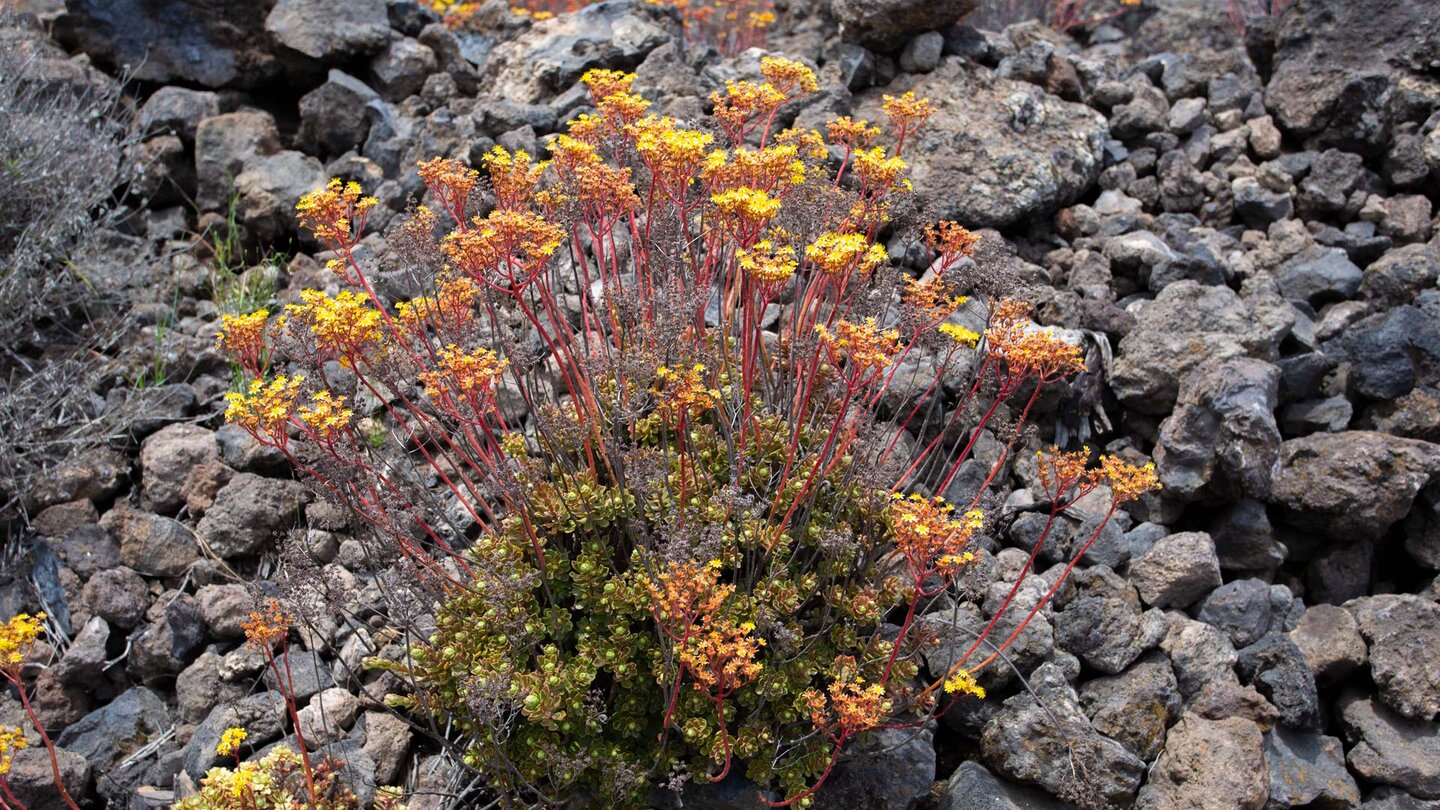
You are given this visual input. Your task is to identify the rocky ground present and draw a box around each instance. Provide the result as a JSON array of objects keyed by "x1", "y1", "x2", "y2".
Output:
[{"x1": 3, "y1": 0, "x2": 1440, "y2": 807}]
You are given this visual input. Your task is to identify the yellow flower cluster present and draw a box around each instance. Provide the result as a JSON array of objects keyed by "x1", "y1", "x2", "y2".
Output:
[
  {"x1": 286, "y1": 289, "x2": 384, "y2": 362},
  {"x1": 805, "y1": 232, "x2": 887, "y2": 276},
  {"x1": 815, "y1": 318, "x2": 902, "y2": 371},
  {"x1": 224, "y1": 376, "x2": 303, "y2": 441},
  {"x1": 903, "y1": 276, "x2": 969, "y2": 320},
  {"x1": 215, "y1": 309, "x2": 269, "y2": 357},
  {"x1": 217, "y1": 726, "x2": 248, "y2": 757},
  {"x1": 177, "y1": 746, "x2": 303, "y2": 810},
  {"x1": 711, "y1": 187, "x2": 781, "y2": 225},
  {"x1": 1, "y1": 612, "x2": 45, "y2": 670},
  {"x1": 1093, "y1": 455, "x2": 1162, "y2": 503},
  {"x1": 580, "y1": 68, "x2": 636, "y2": 102},
  {"x1": 1037, "y1": 446, "x2": 1090, "y2": 498},
  {"x1": 442, "y1": 209, "x2": 567, "y2": 278},
  {"x1": 852, "y1": 146, "x2": 908, "y2": 189},
  {"x1": 942, "y1": 669, "x2": 986, "y2": 699},
  {"x1": 758, "y1": 56, "x2": 819, "y2": 96},
  {"x1": 547, "y1": 135, "x2": 639, "y2": 216},
  {"x1": 0, "y1": 725, "x2": 26, "y2": 776},
  {"x1": 295, "y1": 178, "x2": 377, "y2": 245},
  {"x1": 634, "y1": 117, "x2": 714, "y2": 184},
  {"x1": 648, "y1": 560, "x2": 733, "y2": 638},
  {"x1": 298, "y1": 390, "x2": 353, "y2": 441},
  {"x1": 938, "y1": 323, "x2": 980, "y2": 347},
  {"x1": 703, "y1": 144, "x2": 806, "y2": 191},
  {"x1": 420, "y1": 345, "x2": 509, "y2": 402},
  {"x1": 737, "y1": 240, "x2": 797, "y2": 285},
  {"x1": 482, "y1": 146, "x2": 547, "y2": 209},
  {"x1": 881, "y1": 90, "x2": 937, "y2": 135}
]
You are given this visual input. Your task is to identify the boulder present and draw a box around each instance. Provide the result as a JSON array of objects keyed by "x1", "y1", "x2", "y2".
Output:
[
  {"x1": 1346, "y1": 595, "x2": 1440, "y2": 720},
  {"x1": 196, "y1": 473, "x2": 309, "y2": 558},
  {"x1": 1077, "y1": 651, "x2": 1182, "y2": 761},
  {"x1": 1268, "y1": 431, "x2": 1440, "y2": 541},
  {"x1": 1155, "y1": 358, "x2": 1282, "y2": 501},
  {"x1": 833, "y1": 0, "x2": 977, "y2": 52},
  {"x1": 852, "y1": 59, "x2": 1107, "y2": 231},
  {"x1": 1262, "y1": 726, "x2": 1360, "y2": 810},
  {"x1": 266, "y1": 0, "x2": 390, "y2": 61},
  {"x1": 1136, "y1": 713, "x2": 1269, "y2": 810},
  {"x1": 939, "y1": 761, "x2": 1071, "y2": 810},
  {"x1": 1128, "y1": 531, "x2": 1222, "y2": 609},
  {"x1": 1339, "y1": 692, "x2": 1440, "y2": 800}
]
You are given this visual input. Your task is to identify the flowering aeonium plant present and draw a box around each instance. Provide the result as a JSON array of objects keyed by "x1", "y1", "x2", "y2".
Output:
[{"x1": 217, "y1": 60, "x2": 1160, "y2": 807}]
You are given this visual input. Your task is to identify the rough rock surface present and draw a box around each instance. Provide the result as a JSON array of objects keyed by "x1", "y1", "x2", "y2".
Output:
[
  {"x1": 853, "y1": 59, "x2": 1107, "y2": 230},
  {"x1": 1136, "y1": 713, "x2": 1269, "y2": 810},
  {"x1": 1346, "y1": 595, "x2": 1440, "y2": 720},
  {"x1": 833, "y1": 0, "x2": 977, "y2": 52},
  {"x1": 1268, "y1": 432, "x2": 1440, "y2": 541}
]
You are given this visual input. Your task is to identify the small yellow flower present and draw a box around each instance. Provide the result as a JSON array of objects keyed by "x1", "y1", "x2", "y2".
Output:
[
  {"x1": 217, "y1": 727, "x2": 248, "y2": 757},
  {"x1": 0, "y1": 612, "x2": 46, "y2": 669},
  {"x1": 0, "y1": 725, "x2": 28, "y2": 775},
  {"x1": 938, "y1": 323, "x2": 980, "y2": 347},
  {"x1": 943, "y1": 669, "x2": 986, "y2": 699},
  {"x1": 711, "y1": 187, "x2": 781, "y2": 225}
]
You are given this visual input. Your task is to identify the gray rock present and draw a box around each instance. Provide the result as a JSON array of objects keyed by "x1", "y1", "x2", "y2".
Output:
[
  {"x1": 177, "y1": 651, "x2": 245, "y2": 724},
  {"x1": 262, "y1": 649, "x2": 331, "y2": 702},
  {"x1": 1161, "y1": 613, "x2": 1240, "y2": 697},
  {"x1": 102, "y1": 506, "x2": 197, "y2": 577},
  {"x1": 898, "y1": 31, "x2": 944, "y2": 74},
  {"x1": 315, "y1": 739, "x2": 379, "y2": 806},
  {"x1": 57, "y1": 0, "x2": 278, "y2": 88},
  {"x1": 1360, "y1": 787, "x2": 1440, "y2": 809},
  {"x1": 982, "y1": 663, "x2": 1145, "y2": 805},
  {"x1": 1054, "y1": 566, "x2": 1167, "y2": 674},
  {"x1": 55, "y1": 524, "x2": 120, "y2": 580},
  {"x1": 1078, "y1": 651, "x2": 1182, "y2": 761},
  {"x1": 1233, "y1": 176, "x2": 1293, "y2": 228},
  {"x1": 811, "y1": 726, "x2": 935, "y2": 810},
  {"x1": 195, "y1": 110, "x2": 282, "y2": 211},
  {"x1": 56, "y1": 687, "x2": 170, "y2": 793},
  {"x1": 1288, "y1": 603, "x2": 1367, "y2": 685},
  {"x1": 1197, "y1": 579, "x2": 1274, "y2": 649},
  {"x1": 52, "y1": 616, "x2": 109, "y2": 686},
  {"x1": 232, "y1": 150, "x2": 328, "y2": 244},
  {"x1": 1155, "y1": 358, "x2": 1282, "y2": 501},
  {"x1": 360, "y1": 711, "x2": 412, "y2": 785},
  {"x1": 1275, "y1": 247, "x2": 1363, "y2": 306},
  {"x1": 369, "y1": 37, "x2": 437, "y2": 102},
  {"x1": 1263, "y1": 0, "x2": 1440, "y2": 155},
  {"x1": 5, "y1": 747, "x2": 90, "y2": 810},
  {"x1": 1339, "y1": 305, "x2": 1440, "y2": 401},
  {"x1": 1339, "y1": 692, "x2": 1440, "y2": 800},
  {"x1": 833, "y1": 0, "x2": 976, "y2": 51},
  {"x1": 196, "y1": 583, "x2": 254, "y2": 639},
  {"x1": 1268, "y1": 431, "x2": 1440, "y2": 541},
  {"x1": 1374, "y1": 194, "x2": 1434, "y2": 244},
  {"x1": 1190, "y1": 680, "x2": 1282, "y2": 731},
  {"x1": 127, "y1": 593, "x2": 206, "y2": 683},
  {"x1": 296, "y1": 687, "x2": 359, "y2": 749},
  {"x1": 1112, "y1": 280, "x2": 1293, "y2": 414},
  {"x1": 1278, "y1": 397, "x2": 1353, "y2": 436},
  {"x1": 1129, "y1": 531, "x2": 1222, "y2": 609},
  {"x1": 196, "y1": 473, "x2": 308, "y2": 558},
  {"x1": 266, "y1": 0, "x2": 390, "y2": 61},
  {"x1": 1137, "y1": 713, "x2": 1269, "y2": 810},
  {"x1": 1359, "y1": 244, "x2": 1440, "y2": 308},
  {"x1": 82, "y1": 565, "x2": 149, "y2": 629},
  {"x1": 1169, "y1": 96, "x2": 1208, "y2": 134},
  {"x1": 28, "y1": 447, "x2": 130, "y2": 510},
  {"x1": 1249, "y1": 115, "x2": 1282, "y2": 160},
  {"x1": 922, "y1": 601, "x2": 1052, "y2": 694},
  {"x1": 1263, "y1": 726, "x2": 1360, "y2": 809},
  {"x1": 183, "y1": 691, "x2": 288, "y2": 779},
  {"x1": 1347, "y1": 595, "x2": 1440, "y2": 721},
  {"x1": 852, "y1": 59, "x2": 1106, "y2": 230},
  {"x1": 939, "y1": 761, "x2": 1071, "y2": 810},
  {"x1": 1209, "y1": 499, "x2": 1287, "y2": 573},
  {"x1": 299, "y1": 70, "x2": 382, "y2": 156},
  {"x1": 1113, "y1": 85, "x2": 1171, "y2": 139},
  {"x1": 138, "y1": 423, "x2": 220, "y2": 514},
  {"x1": 1297, "y1": 149, "x2": 1366, "y2": 218},
  {"x1": 138, "y1": 87, "x2": 220, "y2": 145},
  {"x1": 480, "y1": 0, "x2": 676, "y2": 104},
  {"x1": 1236, "y1": 633, "x2": 1321, "y2": 731}
]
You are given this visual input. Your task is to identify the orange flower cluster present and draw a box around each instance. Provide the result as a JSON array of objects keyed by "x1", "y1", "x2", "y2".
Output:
[
  {"x1": 702, "y1": 145, "x2": 806, "y2": 195},
  {"x1": 815, "y1": 318, "x2": 902, "y2": 372},
  {"x1": 881, "y1": 91, "x2": 937, "y2": 140},
  {"x1": 242, "y1": 599, "x2": 293, "y2": 652},
  {"x1": 803, "y1": 673, "x2": 889, "y2": 737},
  {"x1": 296, "y1": 178, "x2": 377, "y2": 246},
  {"x1": 758, "y1": 56, "x2": 819, "y2": 96},
  {"x1": 442, "y1": 209, "x2": 566, "y2": 282},
  {"x1": 681, "y1": 619, "x2": 764, "y2": 696},
  {"x1": 1037, "y1": 446, "x2": 1090, "y2": 501},
  {"x1": 925, "y1": 221, "x2": 981, "y2": 258},
  {"x1": 648, "y1": 560, "x2": 732, "y2": 640},
  {"x1": 547, "y1": 135, "x2": 639, "y2": 217},
  {"x1": 418, "y1": 157, "x2": 481, "y2": 216},
  {"x1": 215, "y1": 309, "x2": 269, "y2": 372},
  {"x1": 1092, "y1": 455, "x2": 1161, "y2": 503},
  {"x1": 396, "y1": 276, "x2": 481, "y2": 333},
  {"x1": 983, "y1": 299, "x2": 1085, "y2": 382},
  {"x1": 653, "y1": 363, "x2": 718, "y2": 421},
  {"x1": 826, "y1": 116, "x2": 880, "y2": 150},
  {"x1": 902, "y1": 276, "x2": 968, "y2": 321},
  {"x1": 420, "y1": 345, "x2": 508, "y2": 402},
  {"x1": 887, "y1": 493, "x2": 984, "y2": 579},
  {"x1": 634, "y1": 117, "x2": 715, "y2": 189},
  {"x1": 852, "y1": 146, "x2": 908, "y2": 190},
  {"x1": 482, "y1": 146, "x2": 547, "y2": 210}
]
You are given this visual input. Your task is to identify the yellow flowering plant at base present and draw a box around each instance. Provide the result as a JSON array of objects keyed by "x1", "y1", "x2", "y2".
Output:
[{"x1": 216, "y1": 59, "x2": 1162, "y2": 808}]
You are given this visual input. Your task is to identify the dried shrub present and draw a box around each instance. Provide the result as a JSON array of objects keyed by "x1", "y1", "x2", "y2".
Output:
[{"x1": 219, "y1": 61, "x2": 1159, "y2": 807}]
